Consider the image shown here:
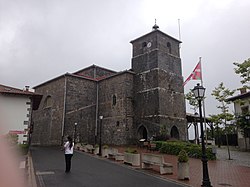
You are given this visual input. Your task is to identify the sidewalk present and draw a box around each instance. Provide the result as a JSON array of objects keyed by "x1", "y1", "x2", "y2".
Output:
[{"x1": 113, "y1": 146, "x2": 250, "y2": 187}]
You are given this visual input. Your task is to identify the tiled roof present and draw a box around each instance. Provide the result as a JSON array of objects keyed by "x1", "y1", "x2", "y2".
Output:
[
  {"x1": 0, "y1": 84, "x2": 43, "y2": 110},
  {"x1": 0, "y1": 84, "x2": 36, "y2": 96},
  {"x1": 227, "y1": 91, "x2": 250, "y2": 102}
]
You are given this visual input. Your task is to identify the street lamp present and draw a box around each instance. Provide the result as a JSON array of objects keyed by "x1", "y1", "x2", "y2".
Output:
[
  {"x1": 98, "y1": 116, "x2": 103, "y2": 156},
  {"x1": 74, "y1": 122, "x2": 77, "y2": 143},
  {"x1": 192, "y1": 83, "x2": 212, "y2": 187},
  {"x1": 194, "y1": 112, "x2": 199, "y2": 145}
]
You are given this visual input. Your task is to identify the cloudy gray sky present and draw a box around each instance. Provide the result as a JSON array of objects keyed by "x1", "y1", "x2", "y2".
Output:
[{"x1": 1, "y1": 0, "x2": 250, "y2": 116}]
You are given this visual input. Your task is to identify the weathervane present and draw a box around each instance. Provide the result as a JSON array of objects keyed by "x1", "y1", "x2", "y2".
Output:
[{"x1": 152, "y1": 19, "x2": 159, "y2": 30}]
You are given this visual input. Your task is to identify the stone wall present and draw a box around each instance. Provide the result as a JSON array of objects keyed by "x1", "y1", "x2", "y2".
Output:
[
  {"x1": 32, "y1": 76, "x2": 65, "y2": 145},
  {"x1": 64, "y1": 75, "x2": 97, "y2": 144},
  {"x1": 98, "y1": 72, "x2": 134, "y2": 145},
  {"x1": 131, "y1": 29, "x2": 187, "y2": 141},
  {"x1": 157, "y1": 31, "x2": 180, "y2": 58},
  {"x1": 74, "y1": 65, "x2": 116, "y2": 79}
]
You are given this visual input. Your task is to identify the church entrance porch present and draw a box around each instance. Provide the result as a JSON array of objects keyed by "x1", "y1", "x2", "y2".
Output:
[
  {"x1": 170, "y1": 125, "x2": 180, "y2": 139},
  {"x1": 137, "y1": 125, "x2": 148, "y2": 147},
  {"x1": 137, "y1": 125, "x2": 148, "y2": 140}
]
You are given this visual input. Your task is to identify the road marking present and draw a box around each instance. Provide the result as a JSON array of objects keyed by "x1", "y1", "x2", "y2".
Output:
[
  {"x1": 36, "y1": 171, "x2": 55, "y2": 187},
  {"x1": 36, "y1": 171, "x2": 55, "y2": 175},
  {"x1": 37, "y1": 175, "x2": 45, "y2": 187}
]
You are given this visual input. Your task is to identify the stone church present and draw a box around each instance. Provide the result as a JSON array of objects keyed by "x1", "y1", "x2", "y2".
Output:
[{"x1": 32, "y1": 25, "x2": 187, "y2": 146}]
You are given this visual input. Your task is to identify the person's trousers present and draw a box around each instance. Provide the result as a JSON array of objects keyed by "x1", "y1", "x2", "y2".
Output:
[{"x1": 65, "y1": 154, "x2": 73, "y2": 172}]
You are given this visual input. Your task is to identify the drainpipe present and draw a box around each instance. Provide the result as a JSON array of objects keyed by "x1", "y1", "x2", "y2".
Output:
[
  {"x1": 95, "y1": 83, "x2": 99, "y2": 145},
  {"x1": 28, "y1": 96, "x2": 33, "y2": 146},
  {"x1": 94, "y1": 67, "x2": 98, "y2": 145},
  {"x1": 61, "y1": 74, "x2": 67, "y2": 145}
]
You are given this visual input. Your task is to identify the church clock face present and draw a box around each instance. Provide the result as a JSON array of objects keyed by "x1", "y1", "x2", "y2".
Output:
[{"x1": 147, "y1": 42, "x2": 152, "y2": 48}]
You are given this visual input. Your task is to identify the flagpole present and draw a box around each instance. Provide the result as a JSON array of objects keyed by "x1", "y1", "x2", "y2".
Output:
[
  {"x1": 199, "y1": 57, "x2": 208, "y2": 146},
  {"x1": 178, "y1": 19, "x2": 181, "y2": 41}
]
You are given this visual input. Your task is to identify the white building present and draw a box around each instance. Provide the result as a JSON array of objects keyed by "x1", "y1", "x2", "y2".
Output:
[
  {"x1": 0, "y1": 84, "x2": 42, "y2": 144},
  {"x1": 227, "y1": 88, "x2": 250, "y2": 150}
]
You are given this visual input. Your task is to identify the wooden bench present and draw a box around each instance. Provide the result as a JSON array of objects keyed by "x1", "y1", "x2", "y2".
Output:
[{"x1": 141, "y1": 153, "x2": 173, "y2": 175}]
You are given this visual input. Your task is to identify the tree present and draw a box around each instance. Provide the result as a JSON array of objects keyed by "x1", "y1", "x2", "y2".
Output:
[
  {"x1": 185, "y1": 90, "x2": 199, "y2": 113},
  {"x1": 233, "y1": 58, "x2": 250, "y2": 87},
  {"x1": 208, "y1": 114, "x2": 222, "y2": 147},
  {"x1": 211, "y1": 82, "x2": 235, "y2": 159},
  {"x1": 185, "y1": 90, "x2": 200, "y2": 144}
]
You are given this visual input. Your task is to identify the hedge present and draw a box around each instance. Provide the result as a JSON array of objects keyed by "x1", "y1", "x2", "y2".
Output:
[
  {"x1": 154, "y1": 141, "x2": 216, "y2": 160},
  {"x1": 19, "y1": 144, "x2": 29, "y2": 155}
]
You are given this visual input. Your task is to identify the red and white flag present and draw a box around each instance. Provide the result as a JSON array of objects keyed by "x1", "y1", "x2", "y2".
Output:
[{"x1": 183, "y1": 60, "x2": 202, "y2": 86}]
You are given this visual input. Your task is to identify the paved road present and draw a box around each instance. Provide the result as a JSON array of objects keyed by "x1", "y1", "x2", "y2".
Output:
[{"x1": 31, "y1": 147, "x2": 186, "y2": 187}]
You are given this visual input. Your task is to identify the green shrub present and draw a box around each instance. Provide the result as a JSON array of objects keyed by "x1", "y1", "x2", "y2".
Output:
[
  {"x1": 178, "y1": 150, "x2": 189, "y2": 162},
  {"x1": 158, "y1": 141, "x2": 216, "y2": 160},
  {"x1": 19, "y1": 144, "x2": 29, "y2": 155},
  {"x1": 125, "y1": 147, "x2": 138, "y2": 154},
  {"x1": 103, "y1": 145, "x2": 109, "y2": 149}
]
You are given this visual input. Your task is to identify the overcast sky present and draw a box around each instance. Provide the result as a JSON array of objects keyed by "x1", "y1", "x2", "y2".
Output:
[{"x1": 1, "y1": 0, "x2": 250, "y2": 116}]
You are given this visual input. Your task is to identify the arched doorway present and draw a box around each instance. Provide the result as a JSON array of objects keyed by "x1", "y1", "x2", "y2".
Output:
[
  {"x1": 170, "y1": 126, "x2": 179, "y2": 139},
  {"x1": 137, "y1": 125, "x2": 148, "y2": 140}
]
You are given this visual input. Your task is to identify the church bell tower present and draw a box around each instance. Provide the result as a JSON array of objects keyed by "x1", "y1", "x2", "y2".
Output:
[{"x1": 131, "y1": 23, "x2": 187, "y2": 141}]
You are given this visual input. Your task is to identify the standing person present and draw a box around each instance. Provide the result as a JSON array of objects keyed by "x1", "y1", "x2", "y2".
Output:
[{"x1": 63, "y1": 136, "x2": 74, "y2": 173}]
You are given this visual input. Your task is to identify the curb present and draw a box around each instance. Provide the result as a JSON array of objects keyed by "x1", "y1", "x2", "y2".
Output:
[{"x1": 27, "y1": 151, "x2": 37, "y2": 187}]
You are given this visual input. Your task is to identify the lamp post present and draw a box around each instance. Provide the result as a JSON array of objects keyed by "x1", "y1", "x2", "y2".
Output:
[
  {"x1": 74, "y1": 122, "x2": 77, "y2": 143},
  {"x1": 98, "y1": 116, "x2": 103, "y2": 156},
  {"x1": 194, "y1": 112, "x2": 199, "y2": 145},
  {"x1": 192, "y1": 83, "x2": 212, "y2": 187}
]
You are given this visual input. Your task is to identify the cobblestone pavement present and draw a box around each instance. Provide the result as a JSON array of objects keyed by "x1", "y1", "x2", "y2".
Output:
[
  {"x1": 115, "y1": 146, "x2": 250, "y2": 187},
  {"x1": 215, "y1": 146, "x2": 250, "y2": 167}
]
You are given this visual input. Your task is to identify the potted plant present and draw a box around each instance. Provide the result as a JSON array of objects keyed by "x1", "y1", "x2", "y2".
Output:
[
  {"x1": 124, "y1": 148, "x2": 140, "y2": 166},
  {"x1": 177, "y1": 150, "x2": 189, "y2": 180},
  {"x1": 102, "y1": 145, "x2": 109, "y2": 157},
  {"x1": 94, "y1": 144, "x2": 99, "y2": 155}
]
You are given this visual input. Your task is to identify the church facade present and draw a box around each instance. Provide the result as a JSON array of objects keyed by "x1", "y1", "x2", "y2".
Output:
[{"x1": 32, "y1": 26, "x2": 187, "y2": 146}]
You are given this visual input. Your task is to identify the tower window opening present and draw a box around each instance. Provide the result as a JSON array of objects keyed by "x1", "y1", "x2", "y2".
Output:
[
  {"x1": 112, "y1": 95, "x2": 117, "y2": 106},
  {"x1": 43, "y1": 95, "x2": 52, "y2": 108},
  {"x1": 142, "y1": 42, "x2": 147, "y2": 48},
  {"x1": 167, "y1": 42, "x2": 171, "y2": 54}
]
